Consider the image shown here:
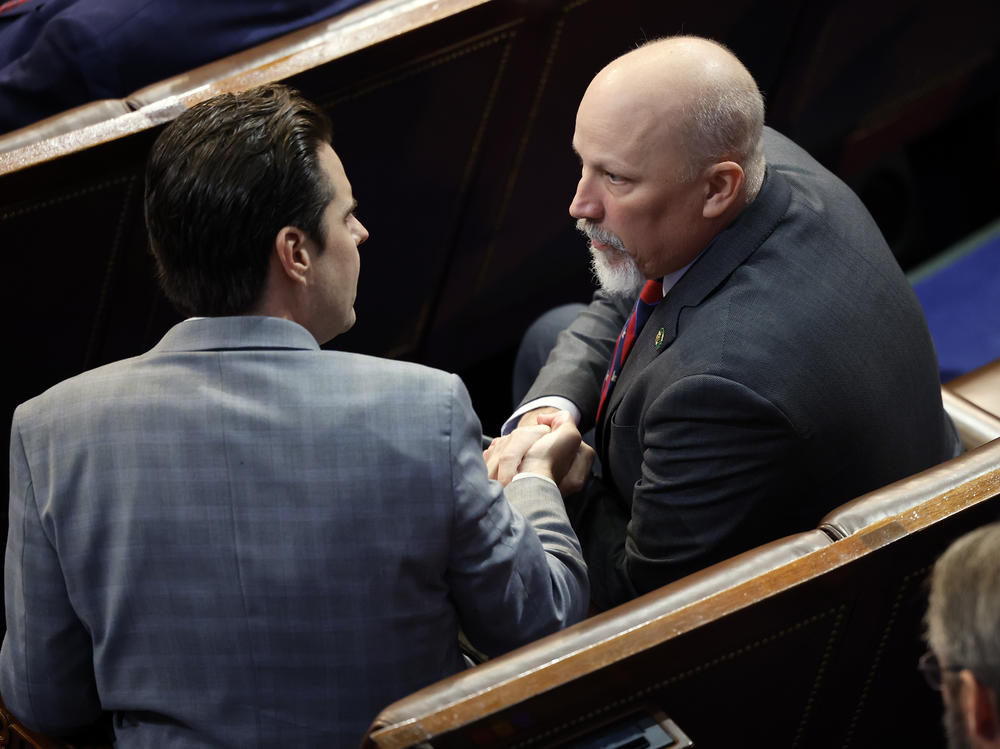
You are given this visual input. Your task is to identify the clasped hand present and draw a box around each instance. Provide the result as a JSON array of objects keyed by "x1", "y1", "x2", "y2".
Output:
[{"x1": 483, "y1": 410, "x2": 594, "y2": 497}]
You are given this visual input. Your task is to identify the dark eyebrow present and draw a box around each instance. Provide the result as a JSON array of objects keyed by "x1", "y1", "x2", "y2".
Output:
[{"x1": 344, "y1": 198, "x2": 358, "y2": 219}]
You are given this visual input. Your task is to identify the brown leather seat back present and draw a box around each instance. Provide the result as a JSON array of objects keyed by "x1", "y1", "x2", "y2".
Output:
[
  {"x1": 366, "y1": 440, "x2": 1000, "y2": 748},
  {"x1": 0, "y1": 100, "x2": 131, "y2": 155},
  {"x1": 943, "y1": 389, "x2": 1000, "y2": 450},
  {"x1": 366, "y1": 530, "x2": 836, "y2": 747},
  {"x1": 947, "y1": 359, "x2": 1000, "y2": 415},
  {"x1": 943, "y1": 359, "x2": 1000, "y2": 449},
  {"x1": 809, "y1": 440, "x2": 1000, "y2": 747}
]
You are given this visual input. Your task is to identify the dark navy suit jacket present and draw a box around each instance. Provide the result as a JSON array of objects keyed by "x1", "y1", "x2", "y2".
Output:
[
  {"x1": 522, "y1": 128, "x2": 962, "y2": 610},
  {"x1": 0, "y1": 0, "x2": 368, "y2": 132}
]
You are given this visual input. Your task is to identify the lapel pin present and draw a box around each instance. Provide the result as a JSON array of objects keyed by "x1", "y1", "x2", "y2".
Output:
[{"x1": 654, "y1": 327, "x2": 665, "y2": 349}]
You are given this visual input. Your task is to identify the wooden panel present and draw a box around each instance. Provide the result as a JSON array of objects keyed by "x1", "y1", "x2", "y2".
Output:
[
  {"x1": 0, "y1": 0, "x2": 492, "y2": 171},
  {"x1": 1, "y1": 133, "x2": 173, "y2": 421},
  {"x1": 942, "y1": 389, "x2": 1000, "y2": 450},
  {"x1": 290, "y1": 9, "x2": 528, "y2": 358},
  {"x1": 365, "y1": 442, "x2": 1000, "y2": 747},
  {"x1": 765, "y1": 0, "x2": 1000, "y2": 266},
  {"x1": 766, "y1": 0, "x2": 1000, "y2": 169},
  {"x1": 947, "y1": 359, "x2": 1000, "y2": 417},
  {"x1": 420, "y1": 0, "x2": 803, "y2": 370}
]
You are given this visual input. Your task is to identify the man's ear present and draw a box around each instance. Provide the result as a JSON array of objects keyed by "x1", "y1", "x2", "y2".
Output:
[
  {"x1": 702, "y1": 161, "x2": 744, "y2": 219},
  {"x1": 274, "y1": 226, "x2": 312, "y2": 286},
  {"x1": 960, "y1": 669, "x2": 1000, "y2": 745}
]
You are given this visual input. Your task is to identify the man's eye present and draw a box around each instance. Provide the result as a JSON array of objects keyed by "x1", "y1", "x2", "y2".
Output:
[{"x1": 606, "y1": 172, "x2": 624, "y2": 184}]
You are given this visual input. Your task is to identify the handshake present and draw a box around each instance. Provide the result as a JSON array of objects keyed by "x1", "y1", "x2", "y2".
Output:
[{"x1": 483, "y1": 410, "x2": 595, "y2": 497}]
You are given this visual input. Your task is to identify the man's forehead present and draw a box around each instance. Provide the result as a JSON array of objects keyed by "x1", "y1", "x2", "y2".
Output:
[
  {"x1": 317, "y1": 143, "x2": 354, "y2": 199},
  {"x1": 317, "y1": 142, "x2": 343, "y2": 175},
  {"x1": 574, "y1": 95, "x2": 672, "y2": 167}
]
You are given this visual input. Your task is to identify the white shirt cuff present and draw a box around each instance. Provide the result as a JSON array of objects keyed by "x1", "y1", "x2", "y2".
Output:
[{"x1": 502, "y1": 397, "x2": 581, "y2": 435}]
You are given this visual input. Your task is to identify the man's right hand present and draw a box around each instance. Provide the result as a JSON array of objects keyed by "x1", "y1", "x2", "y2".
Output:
[
  {"x1": 520, "y1": 411, "x2": 595, "y2": 496},
  {"x1": 485, "y1": 410, "x2": 593, "y2": 497}
]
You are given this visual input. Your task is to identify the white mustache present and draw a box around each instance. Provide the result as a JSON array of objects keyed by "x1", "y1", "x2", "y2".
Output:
[{"x1": 576, "y1": 219, "x2": 626, "y2": 252}]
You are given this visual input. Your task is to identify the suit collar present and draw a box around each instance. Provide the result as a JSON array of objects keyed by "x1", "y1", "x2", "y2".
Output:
[
  {"x1": 600, "y1": 161, "x2": 792, "y2": 426},
  {"x1": 151, "y1": 316, "x2": 321, "y2": 353},
  {"x1": 661, "y1": 162, "x2": 790, "y2": 336}
]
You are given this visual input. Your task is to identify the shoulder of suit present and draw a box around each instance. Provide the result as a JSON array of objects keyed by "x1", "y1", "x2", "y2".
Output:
[
  {"x1": 15, "y1": 354, "x2": 143, "y2": 417},
  {"x1": 324, "y1": 350, "x2": 456, "y2": 386}
]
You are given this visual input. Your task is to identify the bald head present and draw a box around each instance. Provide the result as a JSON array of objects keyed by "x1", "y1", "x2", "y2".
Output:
[
  {"x1": 588, "y1": 36, "x2": 750, "y2": 109},
  {"x1": 569, "y1": 36, "x2": 766, "y2": 283},
  {"x1": 582, "y1": 36, "x2": 766, "y2": 198}
]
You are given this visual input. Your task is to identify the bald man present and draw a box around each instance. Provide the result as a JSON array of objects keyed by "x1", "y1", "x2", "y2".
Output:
[{"x1": 510, "y1": 37, "x2": 961, "y2": 609}]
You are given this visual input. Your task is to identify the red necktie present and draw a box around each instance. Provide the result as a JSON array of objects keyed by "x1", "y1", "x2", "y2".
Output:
[
  {"x1": 0, "y1": 0, "x2": 33, "y2": 14},
  {"x1": 595, "y1": 279, "x2": 663, "y2": 425}
]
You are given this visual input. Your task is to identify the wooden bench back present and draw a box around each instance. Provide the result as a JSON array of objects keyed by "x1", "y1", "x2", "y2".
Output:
[{"x1": 365, "y1": 439, "x2": 1000, "y2": 748}]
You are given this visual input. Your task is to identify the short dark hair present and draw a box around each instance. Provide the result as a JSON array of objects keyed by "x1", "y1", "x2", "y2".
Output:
[{"x1": 145, "y1": 83, "x2": 334, "y2": 317}]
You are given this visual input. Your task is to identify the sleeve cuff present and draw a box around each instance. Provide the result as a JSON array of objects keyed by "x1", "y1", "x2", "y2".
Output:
[
  {"x1": 510, "y1": 472, "x2": 559, "y2": 490},
  {"x1": 501, "y1": 397, "x2": 582, "y2": 435}
]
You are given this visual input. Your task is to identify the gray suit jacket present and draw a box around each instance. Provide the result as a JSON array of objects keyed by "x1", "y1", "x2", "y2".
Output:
[
  {"x1": 3, "y1": 316, "x2": 587, "y2": 747},
  {"x1": 524, "y1": 128, "x2": 961, "y2": 610}
]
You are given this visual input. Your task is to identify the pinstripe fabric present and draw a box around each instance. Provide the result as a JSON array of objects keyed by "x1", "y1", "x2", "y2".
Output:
[{"x1": 2, "y1": 316, "x2": 587, "y2": 747}]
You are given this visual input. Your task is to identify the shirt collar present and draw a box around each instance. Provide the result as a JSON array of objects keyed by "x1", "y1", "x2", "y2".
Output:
[{"x1": 659, "y1": 251, "x2": 703, "y2": 297}]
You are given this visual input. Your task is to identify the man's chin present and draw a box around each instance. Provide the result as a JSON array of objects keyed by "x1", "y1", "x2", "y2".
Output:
[{"x1": 590, "y1": 248, "x2": 645, "y2": 297}]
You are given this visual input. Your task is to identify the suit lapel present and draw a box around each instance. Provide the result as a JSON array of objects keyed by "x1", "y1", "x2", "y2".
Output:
[{"x1": 598, "y1": 163, "x2": 792, "y2": 437}]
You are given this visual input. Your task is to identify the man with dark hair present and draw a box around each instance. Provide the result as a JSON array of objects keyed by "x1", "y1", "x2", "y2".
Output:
[
  {"x1": 1, "y1": 83, "x2": 590, "y2": 746},
  {"x1": 925, "y1": 523, "x2": 1000, "y2": 749},
  {"x1": 144, "y1": 84, "x2": 340, "y2": 319},
  {"x1": 511, "y1": 36, "x2": 961, "y2": 610}
]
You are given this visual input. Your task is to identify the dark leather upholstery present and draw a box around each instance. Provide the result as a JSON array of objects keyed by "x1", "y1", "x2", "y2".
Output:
[{"x1": 819, "y1": 434, "x2": 1000, "y2": 540}]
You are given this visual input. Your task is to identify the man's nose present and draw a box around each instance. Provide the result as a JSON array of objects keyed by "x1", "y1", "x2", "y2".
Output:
[
  {"x1": 569, "y1": 177, "x2": 602, "y2": 221},
  {"x1": 353, "y1": 217, "x2": 369, "y2": 246}
]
